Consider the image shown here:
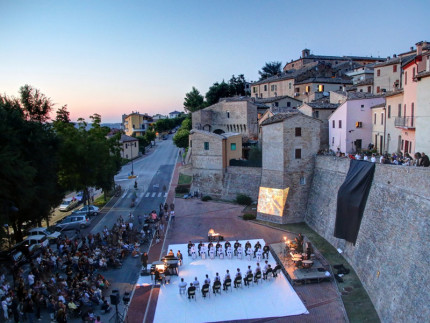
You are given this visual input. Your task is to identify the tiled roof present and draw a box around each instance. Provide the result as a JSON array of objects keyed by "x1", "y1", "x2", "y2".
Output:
[
  {"x1": 189, "y1": 129, "x2": 240, "y2": 139},
  {"x1": 416, "y1": 70, "x2": 430, "y2": 79},
  {"x1": 120, "y1": 134, "x2": 138, "y2": 142},
  {"x1": 295, "y1": 77, "x2": 353, "y2": 85},
  {"x1": 371, "y1": 103, "x2": 386, "y2": 109},
  {"x1": 401, "y1": 55, "x2": 416, "y2": 67},
  {"x1": 384, "y1": 90, "x2": 403, "y2": 97},
  {"x1": 255, "y1": 95, "x2": 301, "y2": 103},
  {"x1": 261, "y1": 111, "x2": 301, "y2": 126},
  {"x1": 252, "y1": 62, "x2": 319, "y2": 85},
  {"x1": 355, "y1": 78, "x2": 374, "y2": 86},
  {"x1": 306, "y1": 102, "x2": 340, "y2": 110},
  {"x1": 333, "y1": 91, "x2": 384, "y2": 100}
]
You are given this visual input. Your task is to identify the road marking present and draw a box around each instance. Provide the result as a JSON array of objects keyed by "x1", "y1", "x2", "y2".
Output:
[
  {"x1": 164, "y1": 193, "x2": 168, "y2": 198},
  {"x1": 121, "y1": 192, "x2": 127, "y2": 199},
  {"x1": 145, "y1": 192, "x2": 150, "y2": 197},
  {"x1": 158, "y1": 192, "x2": 162, "y2": 197},
  {"x1": 151, "y1": 192, "x2": 156, "y2": 197}
]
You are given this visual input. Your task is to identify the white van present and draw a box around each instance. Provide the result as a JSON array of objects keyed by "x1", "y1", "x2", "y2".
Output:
[{"x1": 28, "y1": 227, "x2": 61, "y2": 243}]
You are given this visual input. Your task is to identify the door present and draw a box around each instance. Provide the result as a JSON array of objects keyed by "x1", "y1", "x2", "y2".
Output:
[
  {"x1": 404, "y1": 140, "x2": 409, "y2": 153},
  {"x1": 380, "y1": 136, "x2": 383, "y2": 154},
  {"x1": 355, "y1": 139, "x2": 362, "y2": 152}
]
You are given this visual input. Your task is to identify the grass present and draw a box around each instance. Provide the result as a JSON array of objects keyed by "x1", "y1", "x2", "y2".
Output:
[
  {"x1": 93, "y1": 195, "x2": 109, "y2": 207},
  {"x1": 254, "y1": 220, "x2": 380, "y2": 323},
  {"x1": 178, "y1": 173, "x2": 192, "y2": 185}
]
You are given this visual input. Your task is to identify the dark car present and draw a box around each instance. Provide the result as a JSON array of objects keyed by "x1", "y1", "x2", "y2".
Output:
[{"x1": 0, "y1": 249, "x2": 27, "y2": 267}]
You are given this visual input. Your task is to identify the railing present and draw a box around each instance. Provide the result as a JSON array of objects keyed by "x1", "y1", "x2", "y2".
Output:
[{"x1": 395, "y1": 116, "x2": 415, "y2": 129}]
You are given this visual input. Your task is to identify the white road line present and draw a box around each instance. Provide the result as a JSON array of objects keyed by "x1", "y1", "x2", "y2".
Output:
[
  {"x1": 145, "y1": 192, "x2": 150, "y2": 197},
  {"x1": 158, "y1": 192, "x2": 162, "y2": 197},
  {"x1": 151, "y1": 192, "x2": 156, "y2": 197},
  {"x1": 164, "y1": 193, "x2": 168, "y2": 198},
  {"x1": 121, "y1": 192, "x2": 127, "y2": 199}
]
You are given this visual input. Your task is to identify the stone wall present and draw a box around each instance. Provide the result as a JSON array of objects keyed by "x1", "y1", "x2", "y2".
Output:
[
  {"x1": 221, "y1": 166, "x2": 261, "y2": 201},
  {"x1": 305, "y1": 156, "x2": 430, "y2": 322}
]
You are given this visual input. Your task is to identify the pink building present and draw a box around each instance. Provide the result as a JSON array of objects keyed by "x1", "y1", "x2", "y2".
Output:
[{"x1": 329, "y1": 94, "x2": 385, "y2": 153}]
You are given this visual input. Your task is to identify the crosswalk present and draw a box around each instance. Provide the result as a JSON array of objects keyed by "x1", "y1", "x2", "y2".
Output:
[{"x1": 144, "y1": 192, "x2": 168, "y2": 198}]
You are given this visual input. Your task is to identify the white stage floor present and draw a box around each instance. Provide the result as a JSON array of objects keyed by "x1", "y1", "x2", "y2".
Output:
[{"x1": 138, "y1": 239, "x2": 308, "y2": 323}]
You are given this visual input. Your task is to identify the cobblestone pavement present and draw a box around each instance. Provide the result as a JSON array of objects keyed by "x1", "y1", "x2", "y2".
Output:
[{"x1": 126, "y1": 163, "x2": 348, "y2": 323}]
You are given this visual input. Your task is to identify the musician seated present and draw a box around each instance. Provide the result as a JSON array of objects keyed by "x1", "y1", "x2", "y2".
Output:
[
  {"x1": 167, "y1": 249, "x2": 174, "y2": 256},
  {"x1": 263, "y1": 244, "x2": 270, "y2": 259},
  {"x1": 273, "y1": 264, "x2": 282, "y2": 277},
  {"x1": 187, "y1": 283, "x2": 196, "y2": 299},
  {"x1": 178, "y1": 278, "x2": 187, "y2": 294},
  {"x1": 263, "y1": 265, "x2": 273, "y2": 280},
  {"x1": 187, "y1": 241, "x2": 193, "y2": 256},
  {"x1": 223, "y1": 270, "x2": 231, "y2": 290}
]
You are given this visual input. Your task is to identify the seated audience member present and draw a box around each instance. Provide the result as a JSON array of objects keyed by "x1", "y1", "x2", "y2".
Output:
[
  {"x1": 262, "y1": 244, "x2": 270, "y2": 259},
  {"x1": 233, "y1": 240, "x2": 240, "y2": 256},
  {"x1": 273, "y1": 264, "x2": 282, "y2": 277},
  {"x1": 263, "y1": 264, "x2": 273, "y2": 280},
  {"x1": 237, "y1": 244, "x2": 243, "y2": 258},
  {"x1": 192, "y1": 277, "x2": 200, "y2": 290},
  {"x1": 187, "y1": 283, "x2": 196, "y2": 299},
  {"x1": 212, "y1": 280, "x2": 221, "y2": 294},
  {"x1": 204, "y1": 274, "x2": 211, "y2": 285},
  {"x1": 234, "y1": 269, "x2": 242, "y2": 288},
  {"x1": 223, "y1": 270, "x2": 231, "y2": 290},
  {"x1": 245, "y1": 241, "x2": 251, "y2": 254},
  {"x1": 214, "y1": 272, "x2": 221, "y2": 282},
  {"x1": 187, "y1": 241, "x2": 193, "y2": 256},
  {"x1": 178, "y1": 278, "x2": 187, "y2": 294},
  {"x1": 255, "y1": 263, "x2": 261, "y2": 275},
  {"x1": 201, "y1": 283, "x2": 210, "y2": 297}
]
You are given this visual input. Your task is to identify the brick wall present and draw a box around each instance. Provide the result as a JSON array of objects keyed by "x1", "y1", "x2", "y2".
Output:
[{"x1": 305, "y1": 156, "x2": 430, "y2": 322}]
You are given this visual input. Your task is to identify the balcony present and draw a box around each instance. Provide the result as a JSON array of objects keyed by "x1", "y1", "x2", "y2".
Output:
[{"x1": 395, "y1": 116, "x2": 415, "y2": 129}]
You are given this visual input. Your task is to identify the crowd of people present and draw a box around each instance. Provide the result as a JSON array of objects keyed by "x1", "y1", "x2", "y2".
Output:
[{"x1": 0, "y1": 203, "x2": 173, "y2": 323}]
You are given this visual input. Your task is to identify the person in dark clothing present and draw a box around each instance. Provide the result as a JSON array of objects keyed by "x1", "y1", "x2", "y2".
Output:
[
  {"x1": 141, "y1": 252, "x2": 148, "y2": 271},
  {"x1": 187, "y1": 283, "x2": 196, "y2": 299},
  {"x1": 421, "y1": 152, "x2": 430, "y2": 167}
]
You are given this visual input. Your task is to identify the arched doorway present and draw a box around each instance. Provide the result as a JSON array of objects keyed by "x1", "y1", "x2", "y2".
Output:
[{"x1": 213, "y1": 129, "x2": 225, "y2": 135}]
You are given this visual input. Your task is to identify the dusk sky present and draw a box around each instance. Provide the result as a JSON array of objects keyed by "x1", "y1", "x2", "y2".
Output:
[{"x1": 1, "y1": 0, "x2": 429, "y2": 123}]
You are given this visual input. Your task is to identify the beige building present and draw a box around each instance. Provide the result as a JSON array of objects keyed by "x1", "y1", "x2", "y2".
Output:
[
  {"x1": 384, "y1": 91, "x2": 404, "y2": 153},
  {"x1": 122, "y1": 112, "x2": 153, "y2": 137},
  {"x1": 371, "y1": 103, "x2": 386, "y2": 154},
  {"x1": 192, "y1": 99, "x2": 258, "y2": 139},
  {"x1": 258, "y1": 112, "x2": 322, "y2": 224},
  {"x1": 293, "y1": 77, "x2": 352, "y2": 102},
  {"x1": 373, "y1": 56, "x2": 406, "y2": 93},
  {"x1": 299, "y1": 100, "x2": 339, "y2": 149},
  {"x1": 119, "y1": 135, "x2": 139, "y2": 160},
  {"x1": 415, "y1": 48, "x2": 430, "y2": 154}
]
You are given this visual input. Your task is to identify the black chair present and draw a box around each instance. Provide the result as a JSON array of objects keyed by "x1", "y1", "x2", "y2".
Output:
[
  {"x1": 234, "y1": 277, "x2": 242, "y2": 288},
  {"x1": 273, "y1": 265, "x2": 282, "y2": 278},
  {"x1": 245, "y1": 274, "x2": 253, "y2": 287},
  {"x1": 201, "y1": 284, "x2": 210, "y2": 298},
  {"x1": 188, "y1": 288, "x2": 196, "y2": 301},
  {"x1": 254, "y1": 271, "x2": 262, "y2": 284},
  {"x1": 264, "y1": 268, "x2": 273, "y2": 280},
  {"x1": 213, "y1": 281, "x2": 221, "y2": 295},
  {"x1": 223, "y1": 279, "x2": 232, "y2": 292}
]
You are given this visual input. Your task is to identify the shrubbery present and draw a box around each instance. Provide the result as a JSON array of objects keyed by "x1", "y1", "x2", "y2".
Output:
[
  {"x1": 236, "y1": 194, "x2": 252, "y2": 205},
  {"x1": 201, "y1": 195, "x2": 212, "y2": 202},
  {"x1": 243, "y1": 213, "x2": 256, "y2": 220},
  {"x1": 175, "y1": 185, "x2": 190, "y2": 194}
]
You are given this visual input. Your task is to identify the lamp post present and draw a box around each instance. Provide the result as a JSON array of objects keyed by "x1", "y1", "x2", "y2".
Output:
[{"x1": 130, "y1": 141, "x2": 134, "y2": 176}]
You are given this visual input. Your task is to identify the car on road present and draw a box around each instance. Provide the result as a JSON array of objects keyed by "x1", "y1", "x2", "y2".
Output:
[
  {"x1": 59, "y1": 197, "x2": 80, "y2": 212},
  {"x1": 27, "y1": 227, "x2": 61, "y2": 243},
  {"x1": 72, "y1": 205, "x2": 100, "y2": 216},
  {"x1": 0, "y1": 249, "x2": 26, "y2": 267},
  {"x1": 55, "y1": 214, "x2": 91, "y2": 231},
  {"x1": 12, "y1": 235, "x2": 49, "y2": 259}
]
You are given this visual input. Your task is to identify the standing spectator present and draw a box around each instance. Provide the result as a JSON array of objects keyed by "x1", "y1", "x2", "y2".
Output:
[
  {"x1": 141, "y1": 252, "x2": 148, "y2": 271},
  {"x1": 170, "y1": 203, "x2": 175, "y2": 211}
]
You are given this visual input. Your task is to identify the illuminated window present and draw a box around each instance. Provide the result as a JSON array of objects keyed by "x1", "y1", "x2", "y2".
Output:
[
  {"x1": 318, "y1": 84, "x2": 324, "y2": 92},
  {"x1": 231, "y1": 143, "x2": 236, "y2": 151},
  {"x1": 204, "y1": 142, "x2": 209, "y2": 150},
  {"x1": 295, "y1": 149, "x2": 302, "y2": 159},
  {"x1": 295, "y1": 128, "x2": 302, "y2": 137},
  {"x1": 305, "y1": 86, "x2": 310, "y2": 93}
]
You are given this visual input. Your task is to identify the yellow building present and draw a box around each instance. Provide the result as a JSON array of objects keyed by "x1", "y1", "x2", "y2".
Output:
[{"x1": 122, "y1": 112, "x2": 153, "y2": 137}]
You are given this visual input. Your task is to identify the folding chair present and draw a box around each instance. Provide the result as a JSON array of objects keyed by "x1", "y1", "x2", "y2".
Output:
[
  {"x1": 245, "y1": 274, "x2": 253, "y2": 287},
  {"x1": 201, "y1": 285, "x2": 210, "y2": 298},
  {"x1": 234, "y1": 277, "x2": 242, "y2": 289},
  {"x1": 223, "y1": 279, "x2": 232, "y2": 292},
  {"x1": 254, "y1": 271, "x2": 262, "y2": 284},
  {"x1": 213, "y1": 282, "x2": 221, "y2": 295},
  {"x1": 188, "y1": 289, "x2": 196, "y2": 301}
]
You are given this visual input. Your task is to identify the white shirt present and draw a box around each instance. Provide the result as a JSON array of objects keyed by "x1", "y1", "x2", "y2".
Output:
[
  {"x1": 371, "y1": 156, "x2": 376, "y2": 163},
  {"x1": 363, "y1": 156, "x2": 369, "y2": 161},
  {"x1": 179, "y1": 281, "x2": 187, "y2": 289},
  {"x1": 355, "y1": 154, "x2": 361, "y2": 160}
]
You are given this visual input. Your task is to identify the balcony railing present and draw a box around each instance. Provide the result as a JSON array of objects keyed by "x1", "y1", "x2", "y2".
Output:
[{"x1": 395, "y1": 116, "x2": 415, "y2": 129}]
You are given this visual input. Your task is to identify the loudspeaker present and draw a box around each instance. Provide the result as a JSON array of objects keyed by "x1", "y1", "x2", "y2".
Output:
[{"x1": 110, "y1": 290, "x2": 120, "y2": 305}]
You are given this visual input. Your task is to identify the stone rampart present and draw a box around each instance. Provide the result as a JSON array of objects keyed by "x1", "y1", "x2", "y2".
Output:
[
  {"x1": 221, "y1": 166, "x2": 261, "y2": 201},
  {"x1": 305, "y1": 156, "x2": 430, "y2": 322}
]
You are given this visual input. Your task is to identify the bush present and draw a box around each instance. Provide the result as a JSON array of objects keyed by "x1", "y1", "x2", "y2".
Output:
[
  {"x1": 236, "y1": 194, "x2": 253, "y2": 205},
  {"x1": 243, "y1": 213, "x2": 256, "y2": 220},
  {"x1": 175, "y1": 185, "x2": 190, "y2": 194},
  {"x1": 201, "y1": 195, "x2": 212, "y2": 202}
]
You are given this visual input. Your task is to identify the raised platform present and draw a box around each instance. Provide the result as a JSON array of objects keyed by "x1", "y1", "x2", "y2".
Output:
[{"x1": 270, "y1": 242, "x2": 332, "y2": 285}]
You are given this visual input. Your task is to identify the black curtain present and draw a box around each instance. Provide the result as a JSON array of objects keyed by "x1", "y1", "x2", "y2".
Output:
[{"x1": 334, "y1": 159, "x2": 375, "y2": 244}]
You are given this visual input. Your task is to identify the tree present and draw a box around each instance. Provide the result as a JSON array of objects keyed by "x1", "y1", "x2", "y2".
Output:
[
  {"x1": 144, "y1": 129, "x2": 156, "y2": 145},
  {"x1": 19, "y1": 84, "x2": 53, "y2": 122},
  {"x1": 258, "y1": 61, "x2": 282, "y2": 80},
  {"x1": 205, "y1": 81, "x2": 231, "y2": 106},
  {"x1": 173, "y1": 129, "x2": 190, "y2": 148},
  {"x1": 228, "y1": 74, "x2": 248, "y2": 96},
  {"x1": 184, "y1": 87, "x2": 205, "y2": 113}
]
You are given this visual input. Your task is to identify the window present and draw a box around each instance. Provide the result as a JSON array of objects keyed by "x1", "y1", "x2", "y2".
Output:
[
  {"x1": 367, "y1": 86, "x2": 371, "y2": 93},
  {"x1": 404, "y1": 104, "x2": 406, "y2": 118},
  {"x1": 411, "y1": 103, "x2": 414, "y2": 127},
  {"x1": 305, "y1": 86, "x2": 310, "y2": 93},
  {"x1": 332, "y1": 137, "x2": 334, "y2": 144},
  {"x1": 381, "y1": 113, "x2": 384, "y2": 125},
  {"x1": 204, "y1": 142, "x2": 209, "y2": 150},
  {"x1": 271, "y1": 84, "x2": 277, "y2": 91},
  {"x1": 190, "y1": 140, "x2": 192, "y2": 147},
  {"x1": 376, "y1": 86, "x2": 380, "y2": 93},
  {"x1": 253, "y1": 87, "x2": 257, "y2": 93},
  {"x1": 295, "y1": 87, "x2": 300, "y2": 93},
  {"x1": 405, "y1": 71, "x2": 408, "y2": 85},
  {"x1": 398, "y1": 104, "x2": 401, "y2": 117},
  {"x1": 413, "y1": 67, "x2": 416, "y2": 78},
  {"x1": 361, "y1": 104, "x2": 365, "y2": 111},
  {"x1": 287, "y1": 102, "x2": 291, "y2": 107},
  {"x1": 295, "y1": 149, "x2": 302, "y2": 159},
  {"x1": 289, "y1": 83, "x2": 292, "y2": 89},
  {"x1": 264, "y1": 85, "x2": 267, "y2": 91},
  {"x1": 393, "y1": 65, "x2": 397, "y2": 73},
  {"x1": 274, "y1": 102, "x2": 279, "y2": 107},
  {"x1": 388, "y1": 105, "x2": 391, "y2": 118},
  {"x1": 318, "y1": 84, "x2": 324, "y2": 92},
  {"x1": 300, "y1": 177, "x2": 306, "y2": 185},
  {"x1": 338, "y1": 120, "x2": 342, "y2": 128},
  {"x1": 377, "y1": 69, "x2": 381, "y2": 76},
  {"x1": 332, "y1": 120, "x2": 335, "y2": 128},
  {"x1": 314, "y1": 111, "x2": 319, "y2": 118},
  {"x1": 227, "y1": 111, "x2": 230, "y2": 118},
  {"x1": 295, "y1": 127, "x2": 302, "y2": 137},
  {"x1": 230, "y1": 143, "x2": 236, "y2": 151},
  {"x1": 374, "y1": 113, "x2": 377, "y2": 124}
]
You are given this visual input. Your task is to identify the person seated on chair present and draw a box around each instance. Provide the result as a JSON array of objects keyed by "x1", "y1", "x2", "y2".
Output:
[
  {"x1": 224, "y1": 240, "x2": 231, "y2": 249},
  {"x1": 204, "y1": 274, "x2": 211, "y2": 285},
  {"x1": 234, "y1": 240, "x2": 240, "y2": 255},
  {"x1": 214, "y1": 272, "x2": 221, "y2": 283},
  {"x1": 253, "y1": 241, "x2": 261, "y2": 257},
  {"x1": 193, "y1": 277, "x2": 200, "y2": 290},
  {"x1": 263, "y1": 264, "x2": 272, "y2": 280},
  {"x1": 212, "y1": 280, "x2": 221, "y2": 294},
  {"x1": 237, "y1": 244, "x2": 243, "y2": 257},
  {"x1": 255, "y1": 262, "x2": 261, "y2": 275},
  {"x1": 256, "y1": 247, "x2": 262, "y2": 261},
  {"x1": 167, "y1": 249, "x2": 174, "y2": 256},
  {"x1": 188, "y1": 283, "x2": 196, "y2": 299},
  {"x1": 245, "y1": 241, "x2": 251, "y2": 254},
  {"x1": 223, "y1": 270, "x2": 231, "y2": 290},
  {"x1": 226, "y1": 245, "x2": 233, "y2": 258},
  {"x1": 201, "y1": 282, "x2": 210, "y2": 297},
  {"x1": 217, "y1": 245, "x2": 224, "y2": 258},
  {"x1": 200, "y1": 244, "x2": 207, "y2": 258},
  {"x1": 209, "y1": 246, "x2": 215, "y2": 258},
  {"x1": 263, "y1": 244, "x2": 270, "y2": 259},
  {"x1": 198, "y1": 241, "x2": 203, "y2": 254},
  {"x1": 187, "y1": 241, "x2": 193, "y2": 256},
  {"x1": 190, "y1": 244, "x2": 197, "y2": 257},
  {"x1": 273, "y1": 264, "x2": 282, "y2": 277},
  {"x1": 101, "y1": 299, "x2": 111, "y2": 313},
  {"x1": 234, "y1": 268, "x2": 242, "y2": 287},
  {"x1": 179, "y1": 278, "x2": 187, "y2": 294},
  {"x1": 246, "y1": 247, "x2": 252, "y2": 260},
  {"x1": 215, "y1": 242, "x2": 221, "y2": 255},
  {"x1": 177, "y1": 250, "x2": 183, "y2": 265},
  {"x1": 208, "y1": 242, "x2": 213, "y2": 255}
]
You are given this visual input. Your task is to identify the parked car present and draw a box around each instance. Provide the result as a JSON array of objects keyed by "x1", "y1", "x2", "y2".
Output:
[
  {"x1": 0, "y1": 249, "x2": 26, "y2": 267},
  {"x1": 55, "y1": 215, "x2": 91, "y2": 231},
  {"x1": 27, "y1": 227, "x2": 61, "y2": 243},
  {"x1": 73, "y1": 205, "x2": 100, "y2": 216},
  {"x1": 14, "y1": 235, "x2": 49, "y2": 259},
  {"x1": 59, "y1": 197, "x2": 80, "y2": 212}
]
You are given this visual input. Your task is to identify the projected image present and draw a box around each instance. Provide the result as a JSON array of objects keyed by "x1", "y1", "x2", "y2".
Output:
[{"x1": 257, "y1": 187, "x2": 289, "y2": 217}]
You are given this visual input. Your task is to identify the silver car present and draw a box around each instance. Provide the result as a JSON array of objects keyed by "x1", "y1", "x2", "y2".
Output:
[{"x1": 55, "y1": 215, "x2": 91, "y2": 231}]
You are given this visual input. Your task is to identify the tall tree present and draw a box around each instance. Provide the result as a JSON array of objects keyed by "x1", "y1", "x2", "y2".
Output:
[
  {"x1": 184, "y1": 87, "x2": 205, "y2": 113},
  {"x1": 228, "y1": 74, "x2": 248, "y2": 96},
  {"x1": 258, "y1": 61, "x2": 282, "y2": 80},
  {"x1": 205, "y1": 81, "x2": 231, "y2": 106}
]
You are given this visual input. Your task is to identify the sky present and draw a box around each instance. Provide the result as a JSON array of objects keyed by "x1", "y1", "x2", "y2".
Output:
[{"x1": 1, "y1": 0, "x2": 429, "y2": 123}]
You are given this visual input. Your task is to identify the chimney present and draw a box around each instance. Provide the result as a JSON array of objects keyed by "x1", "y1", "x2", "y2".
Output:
[
  {"x1": 393, "y1": 54, "x2": 397, "y2": 58},
  {"x1": 416, "y1": 41, "x2": 423, "y2": 56},
  {"x1": 302, "y1": 49, "x2": 310, "y2": 58},
  {"x1": 410, "y1": 46, "x2": 414, "y2": 51}
]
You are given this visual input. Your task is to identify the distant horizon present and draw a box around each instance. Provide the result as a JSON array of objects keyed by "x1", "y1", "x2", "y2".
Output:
[{"x1": 1, "y1": 0, "x2": 429, "y2": 123}]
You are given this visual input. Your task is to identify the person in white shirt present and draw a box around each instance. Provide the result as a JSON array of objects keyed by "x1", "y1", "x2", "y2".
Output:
[
  {"x1": 256, "y1": 248, "x2": 262, "y2": 262},
  {"x1": 246, "y1": 247, "x2": 252, "y2": 261},
  {"x1": 214, "y1": 272, "x2": 221, "y2": 282},
  {"x1": 226, "y1": 246, "x2": 233, "y2": 259},
  {"x1": 190, "y1": 244, "x2": 197, "y2": 259},
  {"x1": 209, "y1": 246, "x2": 215, "y2": 259},
  {"x1": 192, "y1": 277, "x2": 200, "y2": 290},
  {"x1": 355, "y1": 153, "x2": 361, "y2": 160},
  {"x1": 28, "y1": 272, "x2": 35, "y2": 287},
  {"x1": 255, "y1": 263, "x2": 261, "y2": 275},
  {"x1": 223, "y1": 270, "x2": 231, "y2": 290},
  {"x1": 200, "y1": 244, "x2": 207, "y2": 259},
  {"x1": 363, "y1": 155, "x2": 369, "y2": 161},
  {"x1": 237, "y1": 245, "x2": 243, "y2": 259},
  {"x1": 178, "y1": 278, "x2": 187, "y2": 294},
  {"x1": 371, "y1": 154, "x2": 376, "y2": 163},
  {"x1": 204, "y1": 274, "x2": 211, "y2": 285}
]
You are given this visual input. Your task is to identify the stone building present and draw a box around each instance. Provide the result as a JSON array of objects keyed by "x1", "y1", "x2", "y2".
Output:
[
  {"x1": 119, "y1": 134, "x2": 139, "y2": 160},
  {"x1": 192, "y1": 99, "x2": 258, "y2": 139},
  {"x1": 258, "y1": 112, "x2": 322, "y2": 224}
]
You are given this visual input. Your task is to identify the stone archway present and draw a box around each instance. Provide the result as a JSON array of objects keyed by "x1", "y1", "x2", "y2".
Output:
[
  {"x1": 213, "y1": 129, "x2": 225, "y2": 135},
  {"x1": 203, "y1": 124, "x2": 212, "y2": 131}
]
